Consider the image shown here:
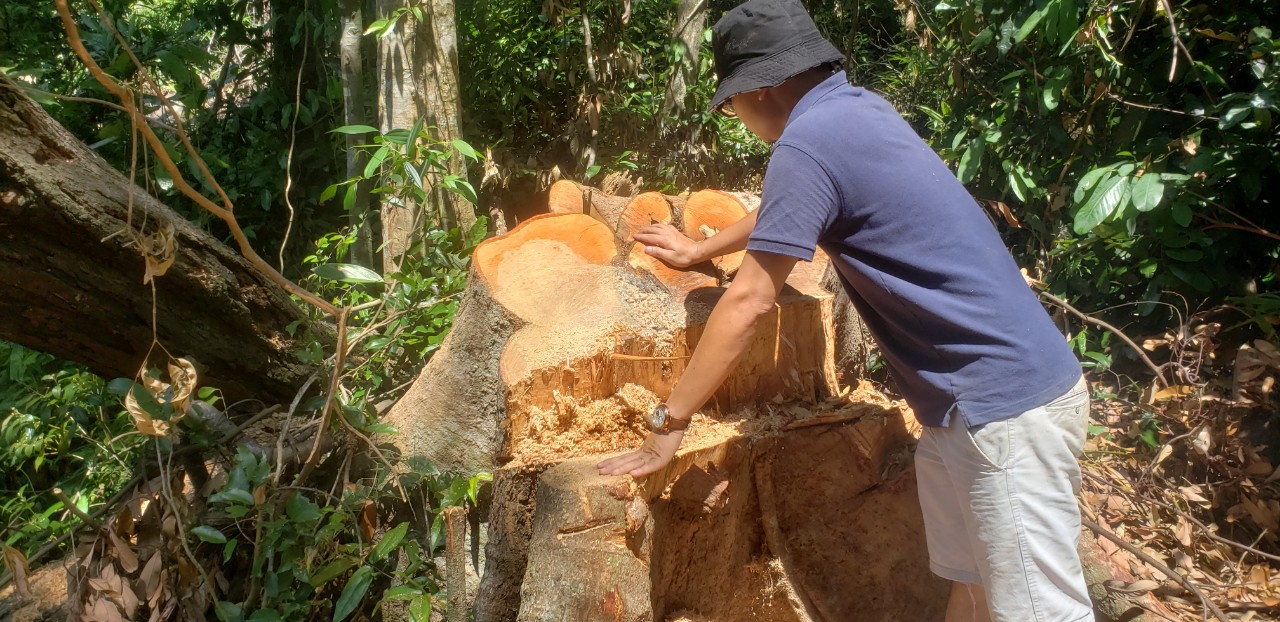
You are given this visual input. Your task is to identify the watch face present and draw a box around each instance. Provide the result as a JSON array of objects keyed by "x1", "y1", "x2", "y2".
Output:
[{"x1": 648, "y1": 405, "x2": 668, "y2": 430}]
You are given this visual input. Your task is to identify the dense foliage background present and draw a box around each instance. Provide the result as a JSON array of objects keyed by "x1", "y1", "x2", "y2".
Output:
[{"x1": 0, "y1": 0, "x2": 1276, "y2": 618}]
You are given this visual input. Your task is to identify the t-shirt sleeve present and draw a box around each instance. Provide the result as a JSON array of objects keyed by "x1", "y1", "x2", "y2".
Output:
[{"x1": 746, "y1": 144, "x2": 838, "y2": 261}]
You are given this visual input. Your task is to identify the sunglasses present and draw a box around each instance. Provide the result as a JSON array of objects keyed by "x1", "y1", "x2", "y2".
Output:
[{"x1": 717, "y1": 99, "x2": 738, "y2": 118}]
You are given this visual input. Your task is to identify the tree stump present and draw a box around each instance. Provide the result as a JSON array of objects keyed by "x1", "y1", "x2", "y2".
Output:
[{"x1": 383, "y1": 182, "x2": 946, "y2": 620}]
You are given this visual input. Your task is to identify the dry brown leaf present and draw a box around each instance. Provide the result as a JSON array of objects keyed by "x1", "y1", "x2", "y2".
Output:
[
  {"x1": 1174, "y1": 517, "x2": 1192, "y2": 547},
  {"x1": 106, "y1": 530, "x2": 139, "y2": 574},
  {"x1": 125, "y1": 387, "x2": 170, "y2": 437},
  {"x1": 139, "y1": 222, "x2": 176, "y2": 285},
  {"x1": 2, "y1": 545, "x2": 31, "y2": 598},
  {"x1": 1107, "y1": 578, "x2": 1161, "y2": 593},
  {"x1": 1180, "y1": 486, "x2": 1210, "y2": 506},
  {"x1": 1153, "y1": 384, "x2": 1196, "y2": 400},
  {"x1": 166, "y1": 357, "x2": 197, "y2": 414}
]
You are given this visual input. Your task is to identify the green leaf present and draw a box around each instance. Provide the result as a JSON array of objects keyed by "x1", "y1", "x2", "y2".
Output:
[
  {"x1": 1073, "y1": 166, "x2": 1110, "y2": 203},
  {"x1": 448, "y1": 180, "x2": 478, "y2": 205},
  {"x1": 452, "y1": 139, "x2": 481, "y2": 161},
  {"x1": 333, "y1": 566, "x2": 375, "y2": 622},
  {"x1": 1130, "y1": 174, "x2": 1165, "y2": 212},
  {"x1": 364, "y1": 146, "x2": 391, "y2": 178},
  {"x1": 362, "y1": 19, "x2": 391, "y2": 36},
  {"x1": 372, "y1": 522, "x2": 410, "y2": 561},
  {"x1": 1171, "y1": 202, "x2": 1193, "y2": 227},
  {"x1": 384, "y1": 586, "x2": 422, "y2": 601},
  {"x1": 1014, "y1": 1, "x2": 1054, "y2": 43},
  {"x1": 192, "y1": 525, "x2": 228, "y2": 544},
  {"x1": 343, "y1": 184, "x2": 357, "y2": 214},
  {"x1": 107, "y1": 378, "x2": 135, "y2": 397},
  {"x1": 286, "y1": 493, "x2": 323, "y2": 524},
  {"x1": 312, "y1": 263, "x2": 383, "y2": 285},
  {"x1": 1073, "y1": 174, "x2": 1126, "y2": 234},
  {"x1": 1219, "y1": 104, "x2": 1251, "y2": 129},
  {"x1": 956, "y1": 136, "x2": 986, "y2": 184},
  {"x1": 210, "y1": 488, "x2": 255, "y2": 506},
  {"x1": 247, "y1": 609, "x2": 282, "y2": 622},
  {"x1": 309, "y1": 557, "x2": 359, "y2": 589},
  {"x1": 331, "y1": 125, "x2": 379, "y2": 135},
  {"x1": 215, "y1": 601, "x2": 245, "y2": 622},
  {"x1": 320, "y1": 184, "x2": 339, "y2": 203}
]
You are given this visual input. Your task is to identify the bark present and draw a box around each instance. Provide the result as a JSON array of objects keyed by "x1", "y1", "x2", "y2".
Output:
[
  {"x1": 340, "y1": 0, "x2": 376, "y2": 268},
  {"x1": 376, "y1": 0, "x2": 474, "y2": 273},
  {"x1": 661, "y1": 0, "x2": 707, "y2": 122},
  {"x1": 0, "y1": 73, "x2": 317, "y2": 403}
]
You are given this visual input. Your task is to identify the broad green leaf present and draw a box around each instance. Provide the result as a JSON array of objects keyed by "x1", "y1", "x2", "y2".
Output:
[
  {"x1": 1073, "y1": 174, "x2": 1126, "y2": 234},
  {"x1": 192, "y1": 525, "x2": 227, "y2": 544},
  {"x1": 372, "y1": 522, "x2": 410, "y2": 561},
  {"x1": 210, "y1": 488, "x2": 255, "y2": 506},
  {"x1": 312, "y1": 263, "x2": 383, "y2": 285},
  {"x1": 333, "y1": 566, "x2": 375, "y2": 622},
  {"x1": 445, "y1": 179, "x2": 478, "y2": 205},
  {"x1": 247, "y1": 609, "x2": 282, "y2": 622},
  {"x1": 1130, "y1": 174, "x2": 1165, "y2": 212},
  {"x1": 215, "y1": 601, "x2": 244, "y2": 622},
  {"x1": 320, "y1": 184, "x2": 338, "y2": 203},
  {"x1": 1219, "y1": 104, "x2": 1251, "y2": 129},
  {"x1": 1073, "y1": 167, "x2": 1110, "y2": 203},
  {"x1": 452, "y1": 139, "x2": 481, "y2": 161},
  {"x1": 309, "y1": 557, "x2": 359, "y2": 589},
  {"x1": 1171, "y1": 202, "x2": 1193, "y2": 227},
  {"x1": 286, "y1": 493, "x2": 323, "y2": 524},
  {"x1": 331, "y1": 125, "x2": 379, "y2": 135}
]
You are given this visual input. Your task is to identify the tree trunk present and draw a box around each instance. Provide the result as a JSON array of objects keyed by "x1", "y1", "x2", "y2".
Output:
[
  {"x1": 340, "y1": 0, "x2": 376, "y2": 268},
  {"x1": 0, "y1": 73, "x2": 317, "y2": 403},
  {"x1": 376, "y1": 0, "x2": 474, "y2": 273},
  {"x1": 381, "y1": 180, "x2": 945, "y2": 620},
  {"x1": 661, "y1": 0, "x2": 707, "y2": 122}
]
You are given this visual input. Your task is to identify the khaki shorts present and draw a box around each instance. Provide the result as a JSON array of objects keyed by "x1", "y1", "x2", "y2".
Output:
[{"x1": 915, "y1": 377, "x2": 1093, "y2": 622}]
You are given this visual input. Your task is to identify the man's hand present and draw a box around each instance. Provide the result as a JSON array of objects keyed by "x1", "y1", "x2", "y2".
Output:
[
  {"x1": 596, "y1": 430, "x2": 684, "y2": 477},
  {"x1": 633, "y1": 223, "x2": 703, "y2": 268}
]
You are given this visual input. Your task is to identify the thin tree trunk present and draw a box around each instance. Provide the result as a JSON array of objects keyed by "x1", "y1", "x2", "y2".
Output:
[
  {"x1": 0, "y1": 73, "x2": 319, "y2": 403},
  {"x1": 662, "y1": 0, "x2": 707, "y2": 122},
  {"x1": 341, "y1": 0, "x2": 376, "y2": 268},
  {"x1": 376, "y1": 0, "x2": 420, "y2": 273},
  {"x1": 375, "y1": 0, "x2": 474, "y2": 273},
  {"x1": 424, "y1": 0, "x2": 474, "y2": 233}
]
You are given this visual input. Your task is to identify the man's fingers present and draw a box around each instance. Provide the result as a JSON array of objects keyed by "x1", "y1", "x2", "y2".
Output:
[
  {"x1": 597, "y1": 452, "x2": 645, "y2": 476},
  {"x1": 644, "y1": 245, "x2": 678, "y2": 263}
]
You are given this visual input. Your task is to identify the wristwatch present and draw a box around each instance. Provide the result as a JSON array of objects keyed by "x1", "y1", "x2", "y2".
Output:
[{"x1": 647, "y1": 404, "x2": 691, "y2": 433}]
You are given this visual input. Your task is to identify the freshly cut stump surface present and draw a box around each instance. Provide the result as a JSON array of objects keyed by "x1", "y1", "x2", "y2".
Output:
[{"x1": 384, "y1": 181, "x2": 946, "y2": 621}]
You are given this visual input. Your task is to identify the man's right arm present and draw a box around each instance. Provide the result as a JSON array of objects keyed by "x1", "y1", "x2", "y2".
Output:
[{"x1": 632, "y1": 209, "x2": 758, "y2": 268}]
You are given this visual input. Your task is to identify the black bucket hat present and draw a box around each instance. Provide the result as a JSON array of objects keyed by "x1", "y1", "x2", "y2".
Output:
[{"x1": 709, "y1": 0, "x2": 845, "y2": 113}]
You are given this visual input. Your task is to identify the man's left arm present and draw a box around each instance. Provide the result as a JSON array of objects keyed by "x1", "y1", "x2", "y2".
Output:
[{"x1": 596, "y1": 249, "x2": 799, "y2": 477}]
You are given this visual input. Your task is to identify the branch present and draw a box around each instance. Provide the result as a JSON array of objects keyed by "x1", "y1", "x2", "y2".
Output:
[{"x1": 1037, "y1": 289, "x2": 1170, "y2": 387}]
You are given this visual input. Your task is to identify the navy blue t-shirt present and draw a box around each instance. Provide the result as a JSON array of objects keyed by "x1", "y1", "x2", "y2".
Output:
[{"x1": 747, "y1": 72, "x2": 1081, "y2": 428}]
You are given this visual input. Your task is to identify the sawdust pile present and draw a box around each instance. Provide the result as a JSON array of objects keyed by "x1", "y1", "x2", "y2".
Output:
[{"x1": 512, "y1": 380, "x2": 912, "y2": 467}]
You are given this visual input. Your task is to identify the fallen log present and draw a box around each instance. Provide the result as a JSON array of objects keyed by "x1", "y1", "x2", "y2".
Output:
[{"x1": 0, "y1": 72, "x2": 318, "y2": 402}]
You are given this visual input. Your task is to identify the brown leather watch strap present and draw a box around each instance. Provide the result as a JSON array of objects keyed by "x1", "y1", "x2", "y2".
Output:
[{"x1": 666, "y1": 415, "x2": 691, "y2": 432}]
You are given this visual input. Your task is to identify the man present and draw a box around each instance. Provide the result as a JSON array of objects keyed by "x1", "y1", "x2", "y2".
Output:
[{"x1": 597, "y1": 1, "x2": 1092, "y2": 621}]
